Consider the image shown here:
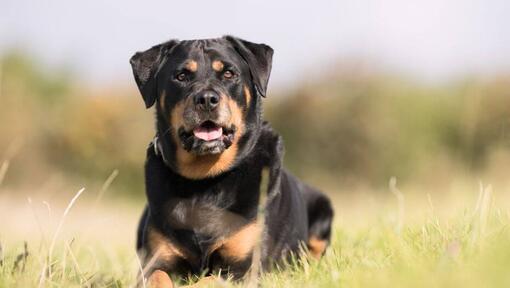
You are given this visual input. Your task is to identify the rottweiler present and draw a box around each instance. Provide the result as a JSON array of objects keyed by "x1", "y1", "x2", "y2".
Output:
[{"x1": 130, "y1": 36, "x2": 334, "y2": 287}]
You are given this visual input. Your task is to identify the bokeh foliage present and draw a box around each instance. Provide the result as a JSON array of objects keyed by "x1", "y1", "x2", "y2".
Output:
[{"x1": 1, "y1": 52, "x2": 509, "y2": 196}]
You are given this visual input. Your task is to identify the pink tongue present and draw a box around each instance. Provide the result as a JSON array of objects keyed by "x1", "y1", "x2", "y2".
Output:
[{"x1": 193, "y1": 126, "x2": 223, "y2": 141}]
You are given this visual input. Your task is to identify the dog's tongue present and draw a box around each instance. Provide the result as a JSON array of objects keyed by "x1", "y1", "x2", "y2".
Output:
[{"x1": 193, "y1": 125, "x2": 223, "y2": 141}]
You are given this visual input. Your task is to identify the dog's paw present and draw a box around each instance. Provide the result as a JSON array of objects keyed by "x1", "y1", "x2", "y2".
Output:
[{"x1": 148, "y1": 270, "x2": 174, "y2": 288}]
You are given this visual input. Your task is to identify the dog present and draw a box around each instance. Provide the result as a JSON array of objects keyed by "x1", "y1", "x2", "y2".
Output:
[{"x1": 130, "y1": 36, "x2": 334, "y2": 287}]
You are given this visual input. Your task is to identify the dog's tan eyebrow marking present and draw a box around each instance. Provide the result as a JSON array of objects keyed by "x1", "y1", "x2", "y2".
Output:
[
  {"x1": 185, "y1": 60, "x2": 198, "y2": 72},
  {"x1": 212, "y1": 60, "x2": 224, "y2": 72}
]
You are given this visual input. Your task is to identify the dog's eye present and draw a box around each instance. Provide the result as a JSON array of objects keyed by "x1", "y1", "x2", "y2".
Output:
[
  {"x1": 175, "y1": 72, "x2": 187, "y2": 82},
  {"x1": 223, "y1": 70, "x2": 235, "y2": 80}
]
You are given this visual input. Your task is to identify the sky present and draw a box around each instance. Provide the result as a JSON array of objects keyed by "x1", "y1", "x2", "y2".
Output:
[{"x1": 1, "y1": 0, "x2": 509, "y2": 89}]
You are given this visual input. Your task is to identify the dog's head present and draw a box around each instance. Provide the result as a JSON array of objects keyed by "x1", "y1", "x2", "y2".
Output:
[{"x1": 130, "y1": 36, "x2": 273, "y2": 179}]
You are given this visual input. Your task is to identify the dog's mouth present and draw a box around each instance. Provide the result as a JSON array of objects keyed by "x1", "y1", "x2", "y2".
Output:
[
  {"x1": 178, "y1": 120, "x2": 236, "y2": 155},
  {"x1": 193, "y1": 121, "x2": 224, "y2": 141}
]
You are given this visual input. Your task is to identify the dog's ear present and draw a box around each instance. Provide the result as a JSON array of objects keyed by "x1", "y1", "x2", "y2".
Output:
[
  {"x1": 224, "y1": 36, "x2": 273, "y2": 97},
  {"x1": 130, "y1": 40, "x2": 178, "y2": 108}
]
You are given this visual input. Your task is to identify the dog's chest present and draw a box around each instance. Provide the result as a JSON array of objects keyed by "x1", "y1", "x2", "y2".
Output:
[
  {"x1": 152, "y1": 163, "x2": 265, "y2": 271},
  {"x1": 164, "y1": 196, "x2": 252, "y2": 238},
  {"x1": 163, "y1": 169, "x2": 261, "y2": 236},
  {"x1": 160, "y1": 197, "x2": 260, "y2": 274}
]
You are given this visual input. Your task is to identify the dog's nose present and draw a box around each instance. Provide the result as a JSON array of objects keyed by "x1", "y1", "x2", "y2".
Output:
[{"x1": 194, "y1": 91, "x2": 220, "y2": 111}]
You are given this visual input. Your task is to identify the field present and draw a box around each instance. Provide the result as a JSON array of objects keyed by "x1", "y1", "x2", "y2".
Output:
[
  {"x1": 1, "y1": 176, "x2": 510, "y2": 287},
  {"x1": 1, "y1": 53, "x2": 510, "y2": 287}
]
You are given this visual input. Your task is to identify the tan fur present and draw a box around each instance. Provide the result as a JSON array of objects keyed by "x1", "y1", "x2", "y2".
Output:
[
  {"x1": 213, "y1": 222, "x2": 262, "y2": 262},
  {"x1": 212, "y1": 60, "x2": 224, "y2": 71},
  {"x1": 159, "y1": 90, "x2": 167, "y2": 111},
  {"x1": 185, "y1": 60, "x2": 198, "y2": 72},
  {"x1": 170, "y1": 101, "x2": 186, "y2": 133},
  {"x1": 148, "y1": 269, "x2": 174, "y2": 288},
  {"x1": 176, "y1": 144, "x2": 238, "y2": 180},
  {"x1": 147, "y1": 228, "x2": 187, "y2": 266},
  {"x1": 174, "y1": 98, "x2": 244, "y2": 179},
  {"x1": 308, "y1": 236, "x2": 327, "y2": 259},
  {"x1": 243, "y1": 85, "x2": 251, "y2": 108}
]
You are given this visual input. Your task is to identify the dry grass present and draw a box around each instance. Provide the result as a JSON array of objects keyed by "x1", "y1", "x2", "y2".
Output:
[{"x1": 1, "y1": 176, "x2": 510, "y2": 287}]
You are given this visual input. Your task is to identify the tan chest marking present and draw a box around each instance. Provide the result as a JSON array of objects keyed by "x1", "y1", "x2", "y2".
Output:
[
  {"x1": 212, "y1": 222, "x2": 262, "y2": 262},
  {"x1": 146, "y1": 228, "x2": 189, "y2": 266}
]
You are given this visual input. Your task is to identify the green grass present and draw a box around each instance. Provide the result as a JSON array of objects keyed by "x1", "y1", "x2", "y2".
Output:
[{"x1": 1, "y1": 184, "x2": 509, "y2": 287}]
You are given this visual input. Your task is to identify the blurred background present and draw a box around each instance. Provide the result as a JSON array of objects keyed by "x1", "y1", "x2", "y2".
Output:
[{"x1": 1, "y1": 0, "x2": 510, "y2": 216}]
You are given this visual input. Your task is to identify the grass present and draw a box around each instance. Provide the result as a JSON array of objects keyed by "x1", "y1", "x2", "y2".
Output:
[
  {"x1": 1, "y1": 180, "x2": 510, "y2": 287},
  {"x1": 260, "y1": 188, "x2": 509, "y2": 288}
]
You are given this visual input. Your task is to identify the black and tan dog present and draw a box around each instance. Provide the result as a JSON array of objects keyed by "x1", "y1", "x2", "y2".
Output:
[{"x1": 130, "y1": 36, "x2": 333, "y2": 287}]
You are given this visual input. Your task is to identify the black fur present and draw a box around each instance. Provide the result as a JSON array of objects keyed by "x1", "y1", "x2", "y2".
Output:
[{"x1": 130, "y1": 36, "x2": 334, "y2": 282}]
